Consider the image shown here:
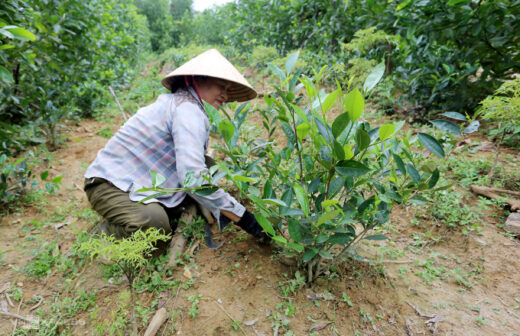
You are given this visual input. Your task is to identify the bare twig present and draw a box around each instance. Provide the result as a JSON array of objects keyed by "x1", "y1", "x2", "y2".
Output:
[
  {"x1": 214, "y1": 300, "x2": 248, "y2": 336},
  {"x1": 29, "y1": 296, "x2": 43, "y2": 311},
  {"x1": 1, "y1": 311, "x2": 32, "y2": 323},
  {"x1": 5, "y1": 293, "x2": 14, "y2": 308},
  {"x1": 108, "y1": 86, "x2": 129, "y2": 122},
  {"x1": 11, "y1": 297, "x2": 23, "y2": 335},
  {"x1": 144, "y1": 307, "x2": 168, "y2": 336}
]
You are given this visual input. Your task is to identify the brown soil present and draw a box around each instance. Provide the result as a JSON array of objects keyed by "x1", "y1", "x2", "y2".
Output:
[{"x1": 1, "y1": 106, "x2": 520, "y2": 336}]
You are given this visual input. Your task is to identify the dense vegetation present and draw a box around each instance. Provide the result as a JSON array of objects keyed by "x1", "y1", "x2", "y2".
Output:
[{"x1": 1, "y1": 1, "x2": 520, "y2": 335}]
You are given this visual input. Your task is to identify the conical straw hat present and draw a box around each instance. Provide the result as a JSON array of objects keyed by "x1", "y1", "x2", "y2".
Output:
[{"x1": 161, "y1": 49, "x2": 257, "y2": 102}]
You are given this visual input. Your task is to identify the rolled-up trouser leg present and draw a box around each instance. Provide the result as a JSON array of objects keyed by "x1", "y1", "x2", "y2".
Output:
[{"x1": 84, "y1": 178, "x2": 172, "y2": 239}]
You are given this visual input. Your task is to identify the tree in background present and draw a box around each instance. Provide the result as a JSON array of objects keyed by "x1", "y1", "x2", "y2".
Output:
[
  {"x1": 134, "y1": 0, "x2": 193, "y2": 52},
  {"x1": 0, "y1": 0, "x2": 149, "y2": 153}
]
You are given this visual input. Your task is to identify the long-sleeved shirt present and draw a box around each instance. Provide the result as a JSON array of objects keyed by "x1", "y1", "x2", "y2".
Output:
[{"x1": 85, "y1": 87, "x2": 245, "y2": 224}]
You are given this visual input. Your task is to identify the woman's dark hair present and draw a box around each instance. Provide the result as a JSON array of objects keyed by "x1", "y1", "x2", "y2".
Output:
[{"x1": 168, "y1": 75, "x2": 210, "y2": 93}]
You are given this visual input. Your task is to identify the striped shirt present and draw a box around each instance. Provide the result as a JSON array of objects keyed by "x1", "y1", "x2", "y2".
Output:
[{"x1": 85, "y1": 87, "x2": 245, "y2": 223}]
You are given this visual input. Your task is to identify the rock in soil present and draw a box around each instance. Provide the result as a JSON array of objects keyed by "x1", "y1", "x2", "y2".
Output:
[{"x1": 505, "y1": 212, "x2": 520, "y2": 235}]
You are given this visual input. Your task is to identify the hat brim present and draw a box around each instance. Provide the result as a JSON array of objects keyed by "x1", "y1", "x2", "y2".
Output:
[
  {"x1": 162, "y1": 75, "x2": 257, "y2": 102},
  {"x1": 161, "y1": 49, "x2": 257, "y2": 103}
]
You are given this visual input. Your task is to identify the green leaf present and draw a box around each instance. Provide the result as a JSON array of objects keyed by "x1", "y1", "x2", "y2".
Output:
[
  {"x1": 272, "y1": 235, "x2": 288, "y2": 244},
  {"x1": 319, "y1": 250, "x2": 333, "y2": 259},
  {"x1": 332, "y1": 113, "x2": 351, "y2": 138},
  {"x1": 296, "y1": 122, "x2": 311, "y2": 139},
  {"x1": 365, "y1": 235, "x2": 388, "y2": 240},
  {"x1": 203, "y1": 101, "x2": 222, "y2": 124},
  {"x1": 428, "y1": 169, "x2": 440, "y2": 189},
  {"x1": 392, "y1": 153, "x2": 406, "y2": 175},
  {"x1": 292, "y1": 183, "x2": 310, "y2": 217},
  {"x1": 440, "y1": 112, "x2": 466, "y2": 121},
  {"x1": 218, "y1": 120, "x2": 235, "y2": 143},
  {"x1": 51, "y1": 175, "x2": 63, "y2": 184},
  {"x1": 463, "y1": 121, "x2": 480, "y2": 134},
  {"x1": 336, "y1": 160, "x2": 370, "y2": 177},
  {"x1": 406, "y1": 164, "x2": 421, "y2": 183},
  {"x1": 448, "y1": 0, "x2": 469, "y2": 6},
  {"x1": 260, "y1": 198, "x2": 287, "y2": 207},
  {"x1": 332, "y1": 141, "x2": 345, "y2": 161},
  {"x1": 288, "y1": 219, "x2": 302, "y2": 243},
  {"x1": 378, "y1": 124, "x2": 395, "y2": 141},
  {"x1": 40, "y1": 171, "x2": 49, "y2": 181},
  {"x1": 0, "y1": 65, "x2": 14, "y2": 83},
  {"x1": 194, "y1": 186, "x2": 218, "y2": 196},
  {"x1": 184, "y1": 170, "x2": 197, "y2": 188},
  {"x1": 429, "y1": 120, "x2": 461, "y2": 135},
  {"x1": 152, "y1": 170, "x2": 166, "y2": 187},
  {"x1": 316, "y1": 210, "x2": 341, "y2": 226},
  {"x1": 418, "y1": 133, "x2": 445, "y2": 158},
  {"x1": 268, "y1": 63, "x2": 286, "y2": 82},
  {"x1": 344, "y1": 88, "x2": 364, "y2": 121},
  {"x1": 0, "y1": 44, "x2": 14, "y2": 50},
  {"x1": 363, "y1": 62, "x2": 385, "y2": 94},
  {"x1": 285, "y1": 50, "x2": 300, "y2": 74},
  {"x1": 232, "y1": 175, "x2": 257, "y2": 183},
  {"x1": 7, "y1": 27, "x2": 36, "y2": 41},
  {"x1": 287, "y1": 243, "x2": 304, "y2": 253},
  {"x1": 327, "y1": 233, "x2": 353, "y2": 245},
  {"x1": 303, "y1": 248, "x2": 318, "y2": 263},
  {"x1": 321, "y1": 88, "x2": 341, "y2": 113},
  {"x1": 355, "y1": 128, "x2": 371, "y2": 151},
  {"x1": 254, "y1": 213, "x2": 275, "y2": 236}
]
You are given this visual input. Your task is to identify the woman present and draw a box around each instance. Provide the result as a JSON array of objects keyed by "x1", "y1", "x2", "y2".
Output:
[{"x1": 84, "y1": 49, "x2": 268, "y2": 248}]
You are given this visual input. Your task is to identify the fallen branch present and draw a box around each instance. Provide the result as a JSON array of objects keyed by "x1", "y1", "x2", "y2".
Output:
[
  {"x1": 29, "y1": 296, "x2": 43, "y2": 311},
  {"x1": 144, "y1": 307, "x2": 167, "y2": 336},
  {"x1": 214, "y1": 300, "x2": 248, "y2": 336},
  {"x1": 470, "y1": 185, "x2": 520, "y2": 211},
  {"x1": 12, "y1": 297, "x2": 23, "y2": 335},
  {"x1": 407, "y1": 302, "x2": 443, "y2": 334},
  {"x1": 0, "y1": 311, "x2": 33, "y2": 323}
]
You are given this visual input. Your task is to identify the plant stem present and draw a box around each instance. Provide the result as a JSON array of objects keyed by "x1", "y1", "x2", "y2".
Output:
[{"x1": 489, "y1": 128, "x2": 505, "y2": 179}]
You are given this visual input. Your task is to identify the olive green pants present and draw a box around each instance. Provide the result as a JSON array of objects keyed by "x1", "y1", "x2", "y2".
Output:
[
  {"x1": 84, "y1": 177, "x2": 184, "y2": 238},
  {"x1": 84, "y1": 156, "x2": 215, "y2": 239}
]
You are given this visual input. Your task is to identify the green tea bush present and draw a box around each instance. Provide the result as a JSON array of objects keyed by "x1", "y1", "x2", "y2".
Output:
[
  {"x1": 0, "y1": 153, "x2": 36, "y2": 209},
  {"x1": 209, "y1": 53, "x2": 458, "y2": 282},
  {"x1": 0, "y1": 0, "x2": 150, "y2": 153}
]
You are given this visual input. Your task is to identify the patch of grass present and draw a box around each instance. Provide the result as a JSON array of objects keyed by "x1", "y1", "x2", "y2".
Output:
[
  {"x1": 96, "y1": 127, "x2": 114, "y2": 138},
  {"x1": 420, "y1": 190, "x2": 483, "y2": 234}
]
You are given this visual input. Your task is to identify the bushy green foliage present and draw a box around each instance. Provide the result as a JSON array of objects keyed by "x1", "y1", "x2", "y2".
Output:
[
  {"x1": 0, "y1": 153, "x2": 36, "y2": 209},
  {"x1": 189, "y1": 0, "x2": 519, "y2": 115},
  {"x1": 79, "y1": 228, "x2": 170, "y2": 284},
  {"x1": 0, "y1": 0, "x2": 150, "y2": 153},
  {"x1": 209, "y1": 54, "x2": 456, "y2": 281},
  {"x1": 478, "y1": 78, "x2": 520, "y2": 147}
]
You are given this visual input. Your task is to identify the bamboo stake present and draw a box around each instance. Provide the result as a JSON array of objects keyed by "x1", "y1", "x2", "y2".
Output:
[{"x1": 108, "y1": 86, "x2": 129, "y2": 122}]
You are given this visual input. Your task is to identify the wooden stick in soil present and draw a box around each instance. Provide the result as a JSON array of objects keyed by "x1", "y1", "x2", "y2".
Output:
[
  {"x1": 470, "y1": 185, "x2": 520, "y2": 211},
  {"x1": 1, "y1": 311, "x2": 32, "y2": 323},
  {"x1": 108, "y1": 86, "x2": 129, "y2": 122},
  {"x1": 144, "y1": 307, "x2": 168, "y2": 336},
  {"x1": 11, "y1": 297, "x2": 23, "y2": 335}
]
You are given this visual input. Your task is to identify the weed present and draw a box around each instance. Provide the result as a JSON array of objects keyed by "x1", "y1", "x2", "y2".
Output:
[
  {"x1": 187, "y1": 294, "x2": 202, "y2": 318},
  {"x1": 277, "y1": 271, "x2": 306, "y2": 298},
  {"x1": 341, "y1": 292, "x2": 354, "y2": 307},
  {"x1": 24, "y1": 241, "x2": 60, "y2": 278},
  {"x1": 476, "y1": 315, "x2": 487, "y2": 327},
  {"x1": 96, "y1": 127, "x2": 114, "y2": 138},
  {"x1": 230, "y1": 320, "x2": 242, "y2": 331},
  {"x1": 360, "y1": 307, "x2": 375, "y2": 325}
]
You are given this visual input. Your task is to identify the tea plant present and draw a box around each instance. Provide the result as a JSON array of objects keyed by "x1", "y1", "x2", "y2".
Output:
[{"x1": 210, "y1": 53, "x2": 473, "y2": 282}]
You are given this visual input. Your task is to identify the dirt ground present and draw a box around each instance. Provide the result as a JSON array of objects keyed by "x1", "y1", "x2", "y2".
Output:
[{"x1": 1, "y1": 107, "x2": 520, "y2": 336}]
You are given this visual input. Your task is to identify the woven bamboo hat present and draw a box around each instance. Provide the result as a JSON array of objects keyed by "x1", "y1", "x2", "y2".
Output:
[{"x1": 161, "y1": 49, "x2": 257, "y2": 102}]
